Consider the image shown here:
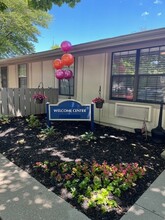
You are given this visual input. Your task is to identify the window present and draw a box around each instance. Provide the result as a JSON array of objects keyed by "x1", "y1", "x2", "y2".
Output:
[
  {"x1": 137, "y1": 47, "x2": 165, "y2": 103},
  {"x1": 111, "y1": 50, "x2": 136, "y2": 101},
  {"x1": 18, "y1": 64, "x2": 27, "y2": 88},
  {"x1": 0, "y1": 66, "x2": 8, "y2": 88},
  {"x1": 59, "y1": 64, "x2": 74, "y2": 96},
  {"x1": 110, "y1": 46, "x2": 165, "y2": 103}
]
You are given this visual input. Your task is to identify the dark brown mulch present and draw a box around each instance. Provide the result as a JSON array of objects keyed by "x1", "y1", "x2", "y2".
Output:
[{"x1": 0, "y1": 115, "x2": 165, "y2": 220}]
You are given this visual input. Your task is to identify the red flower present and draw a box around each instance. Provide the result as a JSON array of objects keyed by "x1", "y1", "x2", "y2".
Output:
[
  {"x1": 92, "y1": 97, "x2": 104, "y2": 103},
  {"x1": 65, "y1": 174, "x2": 72, "y2": 180},
  {"x1": 35, "y1": 162, "x2": 42, "y2": 166}
]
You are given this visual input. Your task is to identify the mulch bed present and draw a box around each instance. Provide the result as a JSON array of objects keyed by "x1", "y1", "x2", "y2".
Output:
[{"x1": 0, "y1": 115, "x2": 165, "y2": 220}]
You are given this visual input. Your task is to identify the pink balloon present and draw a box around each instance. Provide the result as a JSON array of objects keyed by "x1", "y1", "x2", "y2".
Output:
[
  {"x1": 55, "y1": 69, "x2": 65, "y2": 80},
  {"x1": 61, "y1": 41, "x2": 72, "y2": 52},
  {"x1": 64, "y1": 70, "x2": 73, "y2": 79}
]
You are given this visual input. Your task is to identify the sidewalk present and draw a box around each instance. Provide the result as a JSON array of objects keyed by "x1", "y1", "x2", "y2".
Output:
[
  {"x1": 120, "y1": 170, "x2": 165, "y2": 220},
  {"x1": 0, "y1": 153, "x2": 90, "y2": 220}
]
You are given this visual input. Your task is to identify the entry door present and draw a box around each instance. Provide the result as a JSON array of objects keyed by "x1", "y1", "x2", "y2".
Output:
[{"x1": 0, "y1": 67, "x2": 8, "y2": 88}]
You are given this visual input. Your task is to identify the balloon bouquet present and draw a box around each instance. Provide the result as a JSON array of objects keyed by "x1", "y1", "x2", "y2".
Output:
[{"x1": 53, "y1": 41, "x2": 74, "y2": 97}]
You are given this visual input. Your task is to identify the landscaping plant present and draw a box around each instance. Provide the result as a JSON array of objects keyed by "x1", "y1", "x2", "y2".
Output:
[
  {"x1": 26, "y1": 114, "x2": 40, "y2": 128},
  {"x1": 33, "y1": 160, "x2": 146, "y2": 213},
  {"x1": 80, "y1": 132, "x2": 96, "y2": 142},
  {"x1": 0, "y1": 114, "x2": 10, "y2": 125},
  {"x1": 40, "y1": 126, "x2": 56, "y2": 137}
]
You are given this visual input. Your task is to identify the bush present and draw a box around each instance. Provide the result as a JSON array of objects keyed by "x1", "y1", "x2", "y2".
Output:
[
  {"x1": 80, "y1": 132, "x2": 96, "y2": 142},
  {"x1": 0, "y1": 114, "x2": 10, "y2": 125},
  {"x1": 40, "y1": 126, "x2": 56, "y2": 137},
  {"x1": 26, "y1": 115, "x2": 40, "y2": 128}
]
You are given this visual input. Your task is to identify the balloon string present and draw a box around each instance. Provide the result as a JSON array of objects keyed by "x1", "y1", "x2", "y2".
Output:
[{"x1": 68, "y1": 79, "x2": 71, "y2": 99}]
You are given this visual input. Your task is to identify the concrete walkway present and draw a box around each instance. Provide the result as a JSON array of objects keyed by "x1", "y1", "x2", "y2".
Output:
[
  {"x1": 0, "y1": 153, "x2": 165, "y2": 220},
  {"x1": 120, "y1": 170, "x2": 165, "y2": 220},
  {"x1": 0, "y1": 153, "x2": 90, "y2": 220}
]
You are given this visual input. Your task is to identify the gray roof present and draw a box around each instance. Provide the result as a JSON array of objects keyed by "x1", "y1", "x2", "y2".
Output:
[{"x1": 0, "y1": 28, "x2": 165, "y2": 65}]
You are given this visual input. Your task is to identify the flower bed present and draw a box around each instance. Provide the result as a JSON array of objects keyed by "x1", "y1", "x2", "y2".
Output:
[
  {"x1": 0, "y1": 117, "x2": 165, "y2": 220},
  {"x1": 34, "y1": 160, "x2": 146, "y2": 213}
]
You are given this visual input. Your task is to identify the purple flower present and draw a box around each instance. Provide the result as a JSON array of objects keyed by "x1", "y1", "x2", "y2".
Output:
[{"x1": 33, "y1": 93, "x2": 47, "y2": 100}]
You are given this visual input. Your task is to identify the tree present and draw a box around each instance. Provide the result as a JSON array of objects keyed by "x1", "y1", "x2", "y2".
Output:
[
  {"x1": 0, "y1": 0, "x2": 80, "y2": 58},
  {"x1": 0, "y1": 0, "x2": 51, "y2": 58},
  {"x1": 0, "y1": 2, "x2": 7, "y2": 11},
  {"x1": 51, "y1": 44, "x2": 60, "y2": 50},
  {"x1": 28, "y1": 0, "x2": 80, "y2": 11},
  {"x1": 0, "y1": 0, "x2": 80, "y2": 12}
]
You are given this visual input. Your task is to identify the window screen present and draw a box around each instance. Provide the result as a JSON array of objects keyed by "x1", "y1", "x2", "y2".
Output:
[
  {"x1": 111, "y1": 50, "x2": 136, "y2": 101},
  {"x1": 59, "y1": 65, "x2": 74, "y2": 96},
  {"x1": 138, "y1": 46, "x2": 165, "y2": 103},
  {"x1": 110, "y1": 46, "x2": 165, "y2": 103},
  {"x1": 18, "y1": 64, "x2": 27, "y2": 88},
  {"x1": 0, "y1": 66, "x2": 8, "y2": 88}
]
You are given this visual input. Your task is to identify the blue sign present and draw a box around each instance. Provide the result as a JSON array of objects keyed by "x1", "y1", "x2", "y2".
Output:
[
  {"x1": 49, "y1": 100, "x2": 91, "y2": 120},
  {"x1": 46, "y1": 100, "x2": 94, "y2": 131}
]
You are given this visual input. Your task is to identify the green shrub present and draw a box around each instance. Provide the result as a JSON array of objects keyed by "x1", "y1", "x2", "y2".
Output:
[
  {"x1": 26, "y1": 115, "x2": 40, "y2": 128},
  {"x1": 40, "y1": 126, "x2": 56, "y2": 137},
  {"x1": 80, "y1": 132, "x2": 96, "y2": 142},
  {"x1": 0, "y1": 114, "x2": 10, "y2": 125}
]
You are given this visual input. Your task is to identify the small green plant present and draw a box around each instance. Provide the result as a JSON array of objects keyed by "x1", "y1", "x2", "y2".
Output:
[
  {"x1": 88, "y1": 188, "x2": 118, "y2": 212},
  {"x1": 40, "y1": 126, "x2": 56, "y2": 137},
  {"x1": 0, "y1": 114, "x2": 10, "y2": 125},
  {"x1": 80, "y1": 132, "x2": 96, "y2": 142},
  {"x1": 26, "y1": 115, "x2": 40, "y2": 128}
]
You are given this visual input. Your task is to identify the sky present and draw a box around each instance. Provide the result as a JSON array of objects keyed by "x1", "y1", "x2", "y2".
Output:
[{"x1": 34, "y1": 0, "x2": 165, "y2": 52}]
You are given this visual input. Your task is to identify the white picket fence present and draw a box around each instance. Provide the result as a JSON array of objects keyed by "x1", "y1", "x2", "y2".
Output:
[{"x1": 0, "y1": 88, "x2": 58, "y2": 117}]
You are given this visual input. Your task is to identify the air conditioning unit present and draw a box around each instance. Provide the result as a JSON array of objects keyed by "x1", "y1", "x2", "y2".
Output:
[{"x1": 115, "y1": 103, "x2": 152, "y2": 121}]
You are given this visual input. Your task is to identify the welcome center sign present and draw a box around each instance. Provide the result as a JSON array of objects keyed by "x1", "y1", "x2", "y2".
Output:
[{"x1": 46, "y1": 99, "x2": 94, "y2": 130}]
